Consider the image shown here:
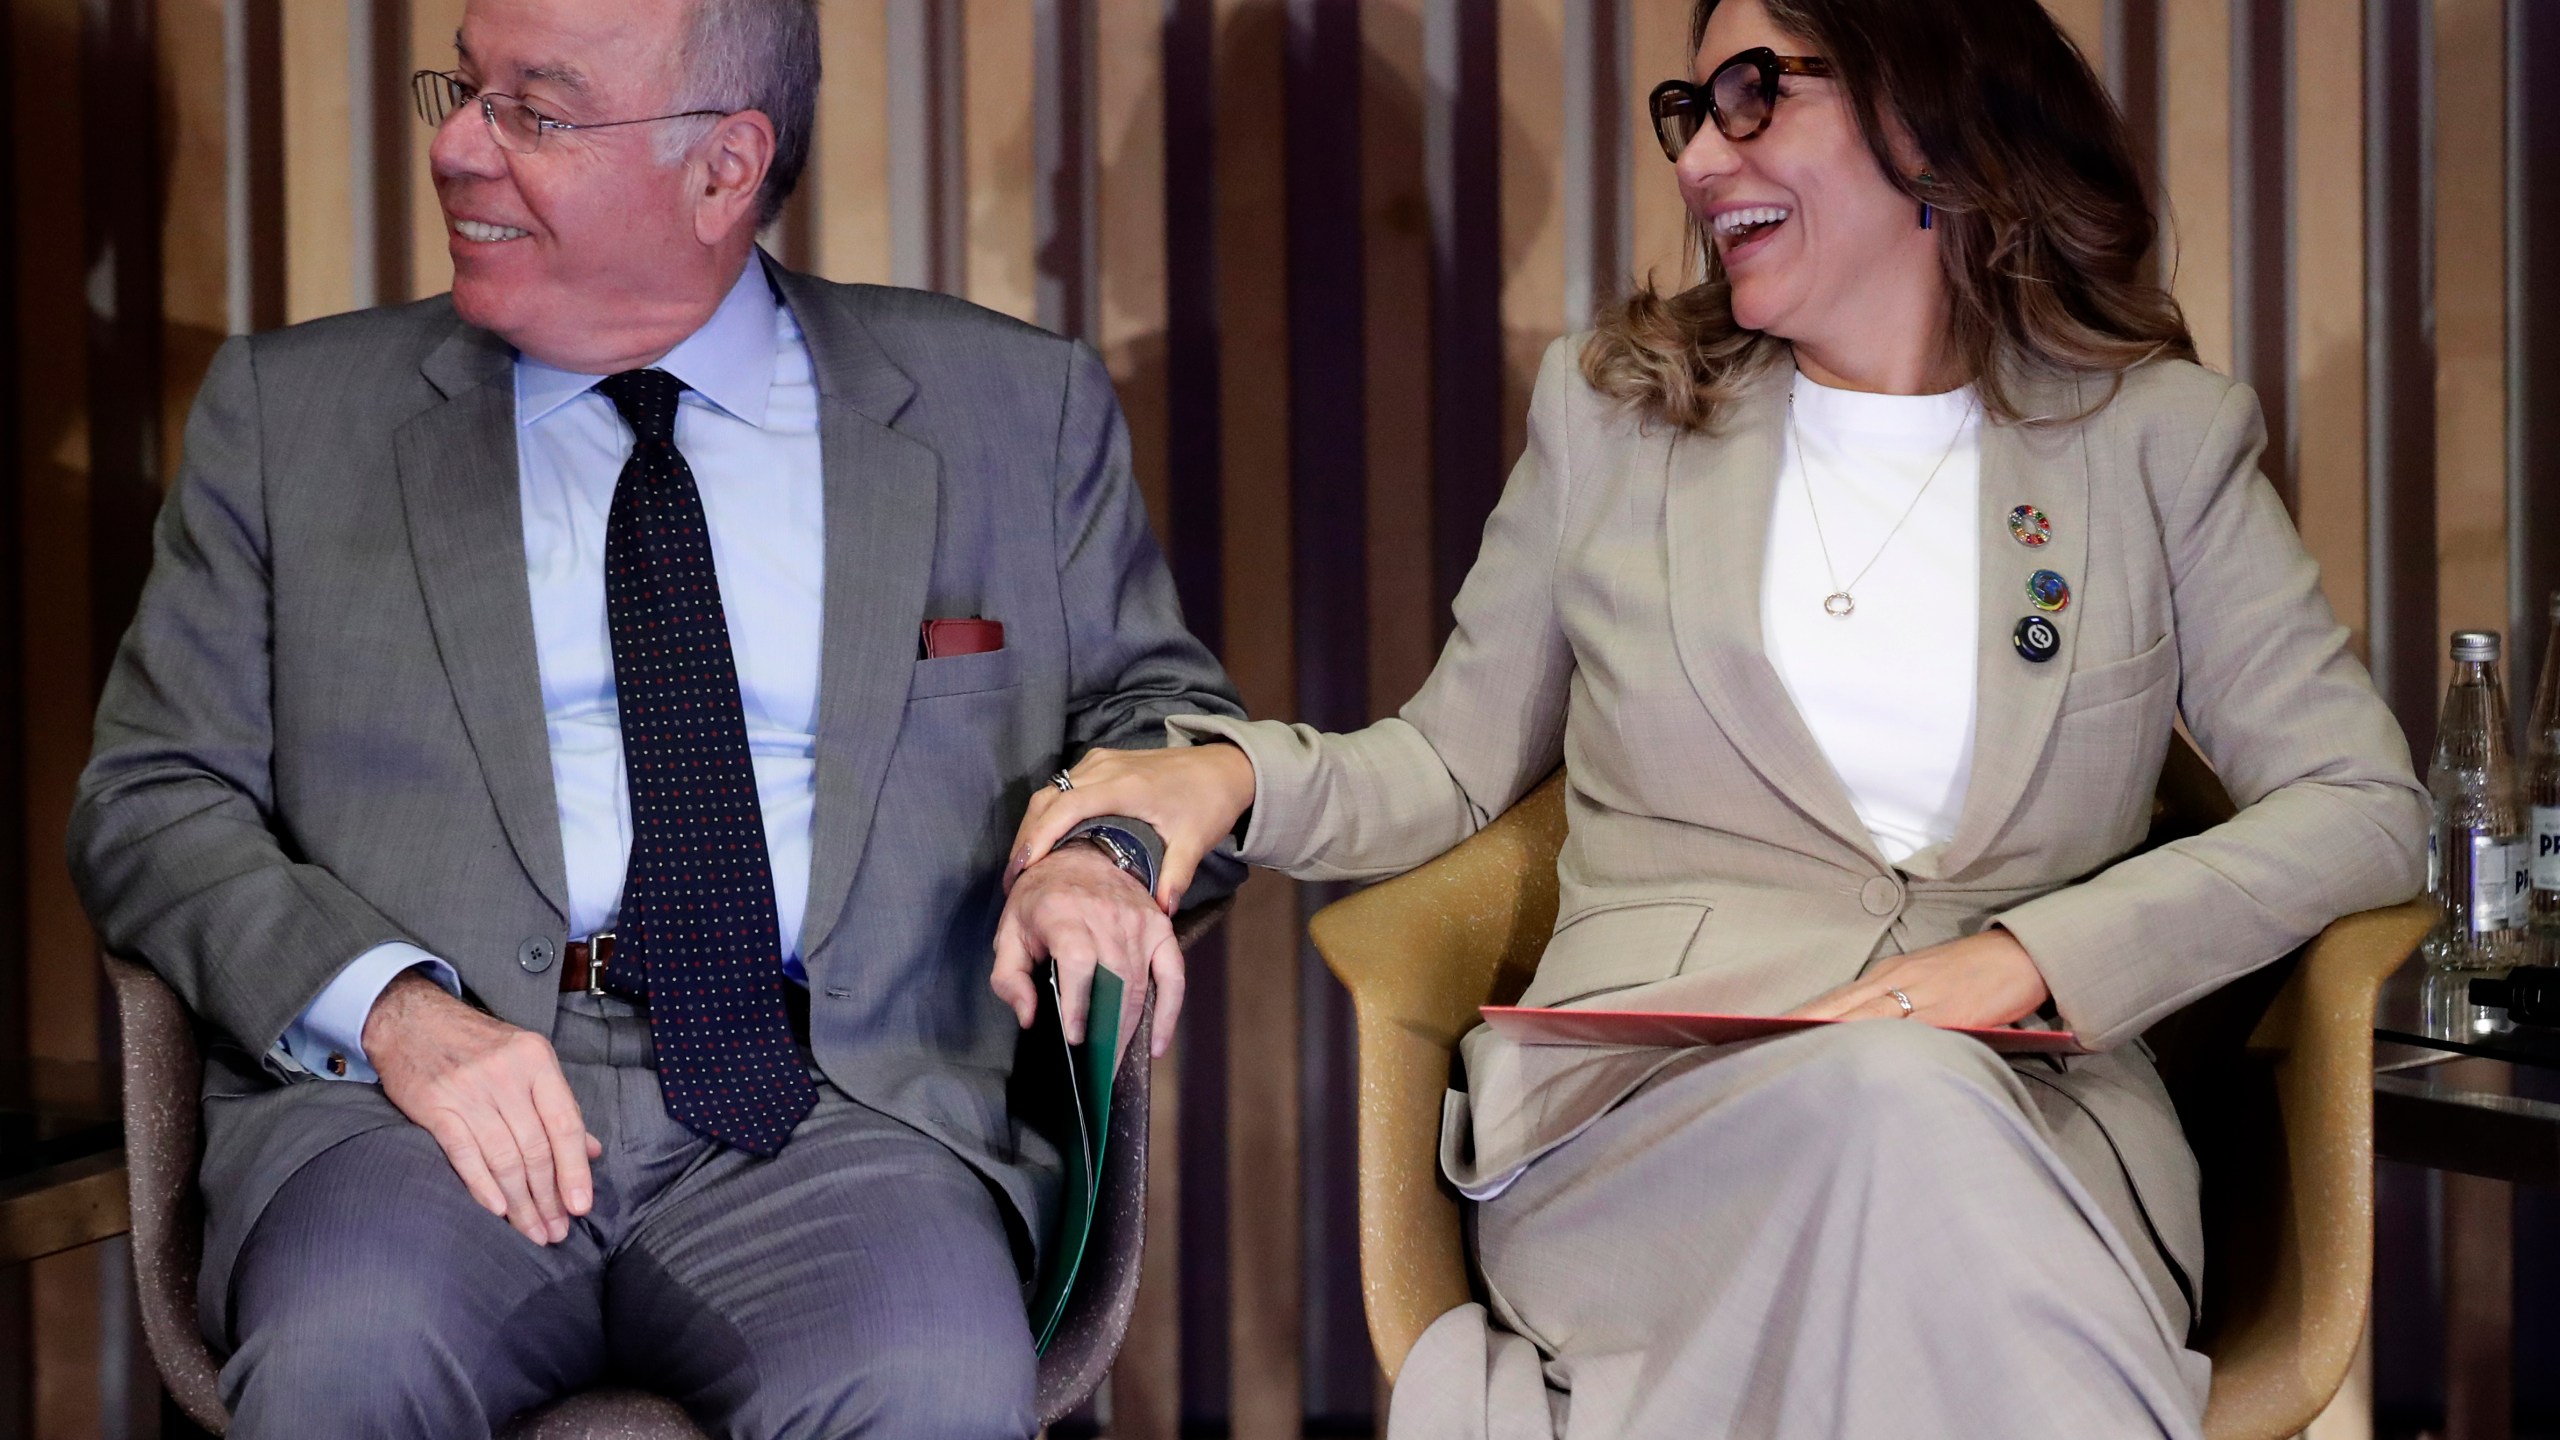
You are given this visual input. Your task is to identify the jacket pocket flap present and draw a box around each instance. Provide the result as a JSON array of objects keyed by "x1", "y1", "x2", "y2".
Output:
[
  {"x1": 1518, "y1": 899, "x2": 1712, "y2": 1009},
  {"x1": 907, "y1": 646, "x2": 1023, "y2": 699},
  {"x1": 2060, "y1": 632, "x2": 2175, "y2": 714}
]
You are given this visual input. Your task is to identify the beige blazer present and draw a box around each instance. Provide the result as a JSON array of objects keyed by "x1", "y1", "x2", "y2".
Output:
[{"x1": 1174, "y1": 338, "x2": 2427, "y2": 1303}]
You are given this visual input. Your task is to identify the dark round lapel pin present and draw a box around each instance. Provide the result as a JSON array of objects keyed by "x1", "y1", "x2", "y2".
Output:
[
  {"x1": 2013, "y1": 614, "x2": 2062, "y2": 663},
  {"x1": 2008, "y1": 505, "x2": 2052, "y2": 548},
  {"x1": 2027, "y1": 570, "x2": 2071, "y2": 612}
]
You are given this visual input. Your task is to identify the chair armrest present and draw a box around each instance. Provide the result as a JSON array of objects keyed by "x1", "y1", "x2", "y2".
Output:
[
  {"x1": 100, "y1": 952, "x2": 230, "y2": 1434},
  {"x1": 1308, "y1": 773, "x2": 1569, "y2": 1381},
  {"x1": 2202, "y1": 899, "x2": 2431, "y2": 1440},
  {"x1": 1033, "y1": 896, "x2": 1225, "y2": 1422}
]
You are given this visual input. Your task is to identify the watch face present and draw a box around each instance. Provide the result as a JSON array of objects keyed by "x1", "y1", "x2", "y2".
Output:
[{"x1": 1070, "y1": 830, "x2": 1147, "y2": 884}]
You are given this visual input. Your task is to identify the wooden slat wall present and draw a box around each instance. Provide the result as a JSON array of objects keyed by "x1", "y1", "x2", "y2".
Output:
[{"x1": 5, "y1": 0, "x2": 2553, "y2": 1434}]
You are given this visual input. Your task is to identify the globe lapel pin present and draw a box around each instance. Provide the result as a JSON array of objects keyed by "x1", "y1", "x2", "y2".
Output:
[{"x1": 2027, "y1": 570, "x2": 2071, "y2": 612}]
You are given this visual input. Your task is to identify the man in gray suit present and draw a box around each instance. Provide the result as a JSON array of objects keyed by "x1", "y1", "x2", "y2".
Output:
[{"x1": 66, "y1": 0, "x2": 1235, "y2": 1433}]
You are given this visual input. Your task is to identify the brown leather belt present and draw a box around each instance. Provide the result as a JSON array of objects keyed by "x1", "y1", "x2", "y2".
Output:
[
  {"x1": 559, "y1": 932, "x2": 624, "y2": 998},
  {"x1": 559, "y1": 931, "x2": 811, "y2": 1041}
]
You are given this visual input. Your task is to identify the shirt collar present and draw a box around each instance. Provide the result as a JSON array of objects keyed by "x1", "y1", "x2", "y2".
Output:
[{"x1": 514, "y1": 258, "x2": 782, "y2": 429}]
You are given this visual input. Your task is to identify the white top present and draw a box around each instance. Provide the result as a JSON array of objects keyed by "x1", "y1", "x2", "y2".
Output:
[{"x1": 1761, "y1": 372, "x2": 1983, "y2": 865}]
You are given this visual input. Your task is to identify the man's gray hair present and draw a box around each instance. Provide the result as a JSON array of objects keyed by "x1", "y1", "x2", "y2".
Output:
[{"x1": 662, "y1": 0, "x2": 820, "y2": 227}]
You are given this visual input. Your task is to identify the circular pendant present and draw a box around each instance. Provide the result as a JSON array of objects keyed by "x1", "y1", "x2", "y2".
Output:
[{"x1": 1823, "y1": 591, "x2": 1856, "y2": 618}]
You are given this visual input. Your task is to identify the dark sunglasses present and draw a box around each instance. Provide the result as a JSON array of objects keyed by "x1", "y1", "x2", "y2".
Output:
[{"x1": 1649, "y1": 46, "x2": 1836, "y2": 159}]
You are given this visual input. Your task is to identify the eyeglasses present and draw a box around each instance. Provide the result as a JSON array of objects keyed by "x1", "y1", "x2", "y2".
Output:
[
  {"x1": 1649, "y1": 46, "x2": 1835, "y2": 159},
  {"x1": 411, "y1": 70, "x2": 730, "y2": 155}
]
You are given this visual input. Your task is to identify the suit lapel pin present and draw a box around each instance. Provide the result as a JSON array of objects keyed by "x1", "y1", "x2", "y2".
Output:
[
  {"x1": 2027, "y1": 570, "x2": 2071, "y2": 612},
  {"x1": 2012, "y1": 614, "x2": 2062, "y2": 663},
  {"x1": 2008, "y1": 505, "x2": 2052, "y2": 548}
]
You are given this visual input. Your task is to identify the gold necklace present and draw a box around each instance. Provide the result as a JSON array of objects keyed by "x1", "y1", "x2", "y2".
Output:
[{"x1": 1788, "y1": 392, "x2": 1975, "y2": 619}]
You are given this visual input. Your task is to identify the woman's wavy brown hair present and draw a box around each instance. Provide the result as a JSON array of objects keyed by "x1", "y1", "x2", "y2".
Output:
[{"x1": 1584, "y1": 0, "x2": 2195, "y2": 430}]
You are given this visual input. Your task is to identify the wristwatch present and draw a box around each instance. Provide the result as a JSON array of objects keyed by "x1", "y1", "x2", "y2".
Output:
[{"x1": 1057, "y1": 825, "x2": 1154, "y2": 892}]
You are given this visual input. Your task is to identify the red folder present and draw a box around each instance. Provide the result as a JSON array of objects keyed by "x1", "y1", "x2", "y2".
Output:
[{"x1": 1480, "y1": 1006, "x2": 2086, "y2": 1055}]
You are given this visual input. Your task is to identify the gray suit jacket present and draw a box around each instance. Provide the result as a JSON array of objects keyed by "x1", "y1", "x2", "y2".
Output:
[
  {"x1": 67, "y1": 260, "x2": 1242, "y2": 1341},
  {"x1": 1174, "y1": 341, "x2": 2427, "y2": 1309}
]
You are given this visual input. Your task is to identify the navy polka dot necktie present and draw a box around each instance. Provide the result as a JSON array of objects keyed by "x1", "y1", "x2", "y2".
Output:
[{"x1": 596, "y1": 368, "x2": 815, "y2": 1156}]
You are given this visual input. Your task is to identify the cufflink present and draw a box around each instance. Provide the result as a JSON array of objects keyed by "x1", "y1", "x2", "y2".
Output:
[{"x1": 327, "y1": 1052, "x2": 349, "y2": 1077}]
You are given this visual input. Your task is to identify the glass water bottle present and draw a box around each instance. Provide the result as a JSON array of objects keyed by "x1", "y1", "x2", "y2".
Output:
[
  {"x1": 2529, "y1": 593, "x2": 2560, "y2": 952},
  {"x1": 2428, "y1": 630, "x2": 2529, "y2": 969}
]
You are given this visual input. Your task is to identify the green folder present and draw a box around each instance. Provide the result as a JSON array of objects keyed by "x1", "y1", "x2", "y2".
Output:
[{"x1": 1025, "y1": 962, "x2": 1121, "y2": 1353}]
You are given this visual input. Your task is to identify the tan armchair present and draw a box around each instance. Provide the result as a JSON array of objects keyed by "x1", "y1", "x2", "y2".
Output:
[{"x1": 1306, "y1": 740, "x2": 2431, "y2": 1440}]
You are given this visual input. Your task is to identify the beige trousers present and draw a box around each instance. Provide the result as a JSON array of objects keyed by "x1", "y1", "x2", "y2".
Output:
[{"x1": 1390, "y1": 1022, "x2": 2213, "y2": 1440}]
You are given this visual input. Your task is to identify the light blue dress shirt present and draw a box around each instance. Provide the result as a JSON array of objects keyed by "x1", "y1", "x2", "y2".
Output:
[{"x1": 281, "y1": 263, "x2": 823, "y2": 1082}]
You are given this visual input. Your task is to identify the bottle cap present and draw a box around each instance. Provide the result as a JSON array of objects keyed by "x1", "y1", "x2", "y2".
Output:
[{"x1": 2451, "y1": 629, "x2": 2502, "y2": 663}]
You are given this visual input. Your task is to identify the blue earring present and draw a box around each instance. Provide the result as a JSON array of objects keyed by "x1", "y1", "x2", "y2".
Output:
[{"x1": 1917, "y1": 169, "x2": 1935, "y2": 229}]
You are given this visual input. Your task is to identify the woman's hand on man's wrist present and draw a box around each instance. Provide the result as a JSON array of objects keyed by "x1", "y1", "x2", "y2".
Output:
[{"x1": 1007, "y1": 739, "x2": 1258, "y2": 912}]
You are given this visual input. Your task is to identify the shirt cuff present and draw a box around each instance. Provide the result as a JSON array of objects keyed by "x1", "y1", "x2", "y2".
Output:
[{"x1": 278, "y1": 942, "x2": 460, "y2": 1083}]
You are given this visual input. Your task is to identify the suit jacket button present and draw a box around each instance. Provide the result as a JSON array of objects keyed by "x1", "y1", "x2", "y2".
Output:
[
  {"x1": 1860, "y1": 877, "x2": 1901, "y2": 916},
  {"x1": 518, "y1": 936, "x2": 556, "y2": 974}
]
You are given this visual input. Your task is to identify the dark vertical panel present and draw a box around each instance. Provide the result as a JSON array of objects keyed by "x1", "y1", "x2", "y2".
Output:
[
  {"x1": 0, "y1": 0, "x2": 29, "y2": 1428},
  {"x1": 2510, "y1": 0, "x2": 2560, "y2": 693},
  {"x1": 1283, "y1": 0, "x2": 1369, "y2": 1423},
  {"x1": 0, "y1": 0, "x2": 28, "y2": 1087},
  {"x1": 2509, "y1": 6, "x2": 2560, "y2": 1419},
  {"x1": 364, "y1": 0, "x2": 412, "y2": 305},
  {"x1": 1035, "y1": 0, "x2": 1097, "y2": 340},
  {"x1": 2106, "y1": 0, "x2": 2164, "y2": 188},
  {"x1": 2366, "y1": 0, "x2": 2437, "y2": 754},
  {"x1": 2511, "y1": 1067, "x2": 2560, "y2": 1433},
  {"x1": 1426, "y1": 0, "x2": 1502, "y2": 637},
  {"x1": 86, "y1": 0, "x2": 162, "y2": 686},
  {"x1": 2229, "y1": 0, "x2": 2292, "y2": 505},
  {"x1": 2376, "y1": 1160, "x2": 2448, "y2": 1433},
  {"x1": 2436, "y1": 1066, "x2": 2515, "y2": 1440},
  {"x1": 234, "y1": 0, "x2": 285, "y2": 333},
  {"x1": 1161, "y1": 2, "x2": 1230, "y2": 1422}
]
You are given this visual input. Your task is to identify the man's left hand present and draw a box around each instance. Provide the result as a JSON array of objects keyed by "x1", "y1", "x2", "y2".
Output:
[
  {"x1": 1786, "y1": 928, "x2": 2052, "y2": 1030},
  {"x1": 991, "y1": 844, "x2": 1181, "y2": 1064}
]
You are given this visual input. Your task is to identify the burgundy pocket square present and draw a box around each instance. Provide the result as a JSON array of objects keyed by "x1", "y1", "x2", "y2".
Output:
[{"x1": 921, "y1": 618, "x2": 1004, "y2": 659}]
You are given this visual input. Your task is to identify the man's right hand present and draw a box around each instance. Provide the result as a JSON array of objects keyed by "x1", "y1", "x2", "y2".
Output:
[{"x1": 363, "y1": 972, "x2": 600, "y2": 1245}]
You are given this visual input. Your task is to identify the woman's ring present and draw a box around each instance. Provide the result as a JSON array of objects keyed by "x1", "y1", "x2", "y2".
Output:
[
  {"x1": 1886, "y1": 988, "x2": 1915, "y2": 1018},
  {"x1": 1050, "y1": 770, "x2": 1075, "y2": 793}
]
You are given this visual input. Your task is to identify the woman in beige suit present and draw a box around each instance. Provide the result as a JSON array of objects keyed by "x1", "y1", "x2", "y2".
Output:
[{"x1": 1002, "y1": 0, "x2": 2426, "y2": 1434}]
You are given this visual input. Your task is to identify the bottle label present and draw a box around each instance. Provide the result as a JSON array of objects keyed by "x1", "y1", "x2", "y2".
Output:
[
  {"x1": 2536, "y1": 807, "x2": 2560, "y2": 891},
  {"x1": 2472, "y1": 836, "x2": 2529, "y2": 931}
]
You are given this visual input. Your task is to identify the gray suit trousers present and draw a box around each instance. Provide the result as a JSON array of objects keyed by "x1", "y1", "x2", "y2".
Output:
[{"x1": 218, "y1": 996, "x2": 1038, "y2": 1440}]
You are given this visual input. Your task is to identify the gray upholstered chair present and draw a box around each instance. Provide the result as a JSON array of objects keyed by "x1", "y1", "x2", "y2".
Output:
[{"x1": 107, "y1": 901, "x2": 1225, "y2": 1437}]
